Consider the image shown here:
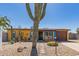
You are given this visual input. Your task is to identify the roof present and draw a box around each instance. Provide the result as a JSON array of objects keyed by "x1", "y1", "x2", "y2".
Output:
[
  {"x1": 7, "y1": 28, "x2": 70, "y2": 31},
  {"x1": 7, "y1": 28, "x2": 31, "y2": 30}
]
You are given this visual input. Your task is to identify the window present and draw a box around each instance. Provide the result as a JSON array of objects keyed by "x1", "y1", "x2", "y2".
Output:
[
  {"x1": 29, "y1": 32, "x2": 33, "y2": 39},
  {"x1": 49, "y1": 32, "x2": 53, "y2": 36},
  {"x1": 12, "y1": 32, "x2": 16, "y2": 38},
  {"x1": 45, "y1": 32, "x2": 48, "y2": 36},
  {"x1": 30, "y1": 32, "x2": 33, "y2": 36},
  {"x1": 49, "y1": 32, "x2": 53, "y2": 40},
  {"x1": 53, "y1": 31, "x2": 56, "y2": 37},
  {"x1": 20, "y1": 32, "x2": 23, "y2": 36},
  {"x1": 53, "y1": 31, "x2": 56, "y2": 39}
]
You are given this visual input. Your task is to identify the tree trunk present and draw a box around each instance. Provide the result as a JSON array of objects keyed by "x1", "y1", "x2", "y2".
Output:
[{"x1": 32, "y1": 21, "x2": 39, "y2": 48}]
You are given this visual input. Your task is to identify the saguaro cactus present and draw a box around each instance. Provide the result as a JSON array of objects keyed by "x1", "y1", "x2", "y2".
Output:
[{"x1": 26, "y1": 3, "x2": 47, "y2": 48}]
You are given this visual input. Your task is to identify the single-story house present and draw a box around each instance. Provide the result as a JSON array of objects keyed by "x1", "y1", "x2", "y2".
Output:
[{"x1": 2, "y1": 28, "x2": 69, "y2": 42}]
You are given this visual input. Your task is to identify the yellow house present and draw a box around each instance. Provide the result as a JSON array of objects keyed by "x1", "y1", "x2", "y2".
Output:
[{"x1": 7, "y1": 28, "x2": 31, "y2": 42}]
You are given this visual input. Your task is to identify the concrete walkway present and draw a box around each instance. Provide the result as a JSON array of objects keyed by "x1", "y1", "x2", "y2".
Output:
[
  {"x1": 37, "y1": 43, "x2": 47, "y2": 56},
  {"x1": 62, "y1": 42, "x2": 79, "y2": 52}
]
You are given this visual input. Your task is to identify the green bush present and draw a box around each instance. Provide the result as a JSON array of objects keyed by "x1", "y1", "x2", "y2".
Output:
[
  {"x1": 11, "y1": 40, "x2": 14, "y2": 44},
  {"x1": 47, "y1": 41, "x2": 58, "y2": 46}
]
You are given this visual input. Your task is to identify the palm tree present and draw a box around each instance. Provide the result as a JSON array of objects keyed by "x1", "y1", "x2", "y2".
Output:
[
  {"x1": 26, "y1": 3, "x2": 47, "y2": 48},
  {"x1": 0, "y1": 16, "x2": 10, "y2": 47},
  {"x1": 0, "y1": 16, "x2": 10, "y2": 29}
]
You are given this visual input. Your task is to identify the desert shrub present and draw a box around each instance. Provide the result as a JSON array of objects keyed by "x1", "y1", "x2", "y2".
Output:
[
  {"x1": 47, "y1": 41, "x2": 58, "y2": 46},
  {"x1": 11, "y1": 40, "x2": 14, "y2": 44}
]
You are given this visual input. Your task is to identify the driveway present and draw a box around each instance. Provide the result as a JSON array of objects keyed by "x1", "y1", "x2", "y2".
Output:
[{"x1": 61, "y1": 40, "x2": 79, "y2": 52}]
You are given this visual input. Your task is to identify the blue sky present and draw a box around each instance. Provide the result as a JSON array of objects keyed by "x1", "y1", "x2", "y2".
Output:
[{"x1": 0, "y1": 3, "x2": 79, "y2": 32}]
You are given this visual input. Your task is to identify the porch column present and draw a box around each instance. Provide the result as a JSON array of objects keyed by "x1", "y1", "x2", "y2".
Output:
[
  {"x1": 67, "y1": 31, "x2": 69, "y2": 41},
  {"x1": 43, "y1": 31, "x2": 44, "y2": 41},
  {"x1": 30, "y1": 32, "x2": 33, "y2": 41}
]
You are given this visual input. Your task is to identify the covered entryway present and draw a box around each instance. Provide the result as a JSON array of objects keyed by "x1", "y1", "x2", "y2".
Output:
[{"x1": 39, "y1": 31, "x2": 43, "y2": 41}]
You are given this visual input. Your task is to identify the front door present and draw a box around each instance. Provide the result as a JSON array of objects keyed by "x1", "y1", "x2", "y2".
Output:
[{"x1": 39, "y1": 32, "x2": 43, "y2": 40}]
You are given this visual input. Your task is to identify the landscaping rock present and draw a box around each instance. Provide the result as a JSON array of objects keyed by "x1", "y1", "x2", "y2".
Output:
[{"x1": 17, "y1": 47, "x2": 23, "y2": 52}]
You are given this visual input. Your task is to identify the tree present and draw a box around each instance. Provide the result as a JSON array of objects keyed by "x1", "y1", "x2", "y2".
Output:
[
  {"x1": 26, "y1": 3, "x2": 47, "y2": 48},
  {"x1": 0, "y1": 16, "x2": 10, "y2": 47},
  {"x1": 0, "y1": 16, "x2": 10, "y2": 29}
]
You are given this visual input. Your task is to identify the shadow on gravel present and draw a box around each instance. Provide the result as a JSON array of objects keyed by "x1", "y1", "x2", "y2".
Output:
[{"x1": 30, "y1": 47, "x2": 38, "y2": 56}]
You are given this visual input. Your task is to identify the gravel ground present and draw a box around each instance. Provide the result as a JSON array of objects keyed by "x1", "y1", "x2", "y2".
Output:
[
  {"x1": 0, "y1": 42, "x2": 32, "y2": 56},
  {"x1": 0, "y1": 42, "x2": 79, "y2": 56}
]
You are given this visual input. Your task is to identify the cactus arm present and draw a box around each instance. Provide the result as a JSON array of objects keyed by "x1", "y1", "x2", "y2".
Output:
[
  {"x1": 34, "y1": 3, "x2": 39, "y2": 20},
  {"x1": 38, "y1": 3, "x2": 43, "y2": 21},
  {"x1": 26, "y1": 3, "x2": 34, "y2": 21},
  {"x1": 40, "y1": 3, "x2": 47, "y2": 20}
]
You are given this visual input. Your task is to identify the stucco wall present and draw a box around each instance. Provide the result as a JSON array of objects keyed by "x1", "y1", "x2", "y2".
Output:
[{"x1": 7, "y1": 29, "x2": 31, "y2": 42}]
